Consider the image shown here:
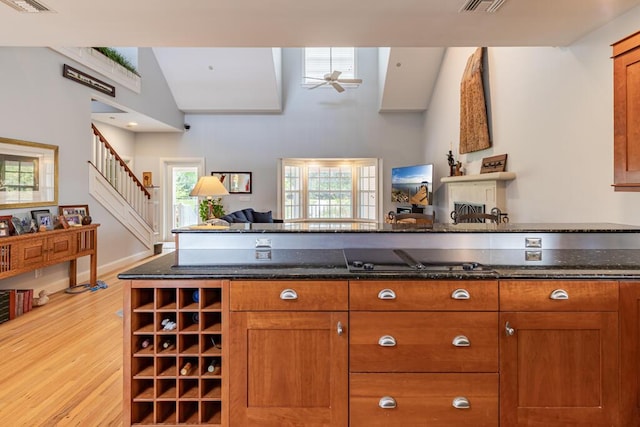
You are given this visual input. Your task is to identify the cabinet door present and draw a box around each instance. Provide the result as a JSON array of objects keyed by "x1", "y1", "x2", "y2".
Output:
[
  {"x1": 47, "y1": 233, "x2": 74, "y2": 262},
  {"x1": 621, "y1": 282, "x2": 640, "y2": 426},
  {"x1": 500, "y1": 312, "x2": 618, "y2": 426},
  {"x1": 229, "y1": 311, "x2": 348, "y2": 426},
  {"x1": 613, "y1": 35, "x2": 640, "y2": 190}
]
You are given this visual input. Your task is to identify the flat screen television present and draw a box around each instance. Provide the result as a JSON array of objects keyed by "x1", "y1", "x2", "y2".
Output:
[{"x1": 391, "y1": 164, "x2": 433, "y2": 206}]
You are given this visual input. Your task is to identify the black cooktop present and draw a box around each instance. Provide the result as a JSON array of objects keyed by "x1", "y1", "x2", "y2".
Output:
[{"x1": 343, "y1": 248, "x2": 494, "y2": 273}]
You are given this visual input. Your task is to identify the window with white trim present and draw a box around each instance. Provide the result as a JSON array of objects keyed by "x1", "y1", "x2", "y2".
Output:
[
  {"x1": 280, "y1": 158, "x2": 379, "y2": 222},
  {"x1": 303, "y1": 47, "x2": 356, "y2": 84}
]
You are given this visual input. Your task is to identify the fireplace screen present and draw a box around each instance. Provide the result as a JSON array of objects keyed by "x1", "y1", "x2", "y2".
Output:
[{"x1": 453, "y1": 202, "x2": 485, "y2": 223}]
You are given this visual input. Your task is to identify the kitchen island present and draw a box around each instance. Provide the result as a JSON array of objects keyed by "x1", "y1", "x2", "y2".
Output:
[{"x1": 120, "y1": 222, "x2": 640, "y2": 426}]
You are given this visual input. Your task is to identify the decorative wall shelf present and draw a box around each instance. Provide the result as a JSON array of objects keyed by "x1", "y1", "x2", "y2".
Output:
[{"x1": 51, "y1": 47, "x2": 141, "y2": 94}]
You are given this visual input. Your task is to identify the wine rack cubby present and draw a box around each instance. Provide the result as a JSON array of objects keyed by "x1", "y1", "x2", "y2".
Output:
[{"x1": 125, "y1": 280, "x2": 228, "y2": 426}]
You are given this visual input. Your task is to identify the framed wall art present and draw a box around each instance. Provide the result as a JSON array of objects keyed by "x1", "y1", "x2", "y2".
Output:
[
  {"x1": 0, "y1": 137, "x2": 58, "y2": 210},
  {"x1": 211, "y1": 171, "x2": 252, "y2": 194}
]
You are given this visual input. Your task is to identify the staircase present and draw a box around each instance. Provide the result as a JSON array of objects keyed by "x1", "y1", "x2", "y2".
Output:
[{"x1": 89, "y1": 124, "x2": 155, "y2": 248}]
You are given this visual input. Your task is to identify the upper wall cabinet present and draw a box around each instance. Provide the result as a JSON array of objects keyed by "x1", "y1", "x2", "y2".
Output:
[{"x1": 613, "y1": 31, "x2": 640, "y2": 191}]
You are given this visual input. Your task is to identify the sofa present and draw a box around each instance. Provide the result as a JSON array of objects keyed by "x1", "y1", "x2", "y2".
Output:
[{"x1": 219, "y1": 208, "x2": 283, "y2": 224}]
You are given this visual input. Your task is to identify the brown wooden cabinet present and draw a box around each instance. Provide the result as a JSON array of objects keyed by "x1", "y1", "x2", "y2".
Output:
[
  {"x1": 229, "y1": 280, "x2": 349, "y2": 427},
  {"x1": 499, "y1": 280, "x2": 619, "y2": 426},
  {"x1": 613, "y1": 30, "x2": 640, "y2": 191},
  {"x1": 620, "y1": 281, "x2": 640, "y2": 426},
  {"x1": 349, "y1": 280, "x2": 499, "y2": 426},
  {"x1": 0, "y1": 224, "x2": 98, "y2": 286},
  {"x1": 124, "y1": 279, "x2": 228, "y2": 426}
]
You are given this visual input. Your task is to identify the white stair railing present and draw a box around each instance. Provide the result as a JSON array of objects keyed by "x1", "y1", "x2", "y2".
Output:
[{"x1": 91, "y1": 124, "x2": 151, "y2": 222}]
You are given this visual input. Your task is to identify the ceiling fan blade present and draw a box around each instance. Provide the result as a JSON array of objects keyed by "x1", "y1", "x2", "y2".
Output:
[
  {"x1": 304, "y1": 76, "x2": 327, "y2": 81},
  {"x1": 325, "y1": 70, "x2": 342, "y2": 81},
  {"x1": 309, "y1": 82, "x2": 328, "y2": 90},
  {"x1": 330, "y1": 82, "x2": 345, "y2": 93},
  {"x1": 336, "y1": 78, "x2": 362, "y2": 84}
]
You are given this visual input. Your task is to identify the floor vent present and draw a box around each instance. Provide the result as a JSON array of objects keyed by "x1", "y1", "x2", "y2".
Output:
[
  {"x1": 0, "y1": 0, "x2": 52, "y2": 13},
  {"x1": 459, "y1": 0, "x2": 507, "y2": 13}
]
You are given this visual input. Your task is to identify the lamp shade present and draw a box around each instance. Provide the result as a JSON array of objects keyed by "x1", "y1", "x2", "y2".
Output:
[{"x1": 189, "y1": 176, "x2": 230, "y2": 197}]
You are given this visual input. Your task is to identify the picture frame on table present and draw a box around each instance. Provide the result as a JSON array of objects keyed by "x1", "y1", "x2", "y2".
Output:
[
  {"x1": 0, "y1": 218, "x2": 10, "y2": 237},
  {"x1": 31, "y1": 209, "x2": 50, "y2": 221},
  {"x1": 0, "y1": 215, "x2": 14, "y2": 235},
  {"x1": 11, "y1": 217, "x2": 24, "y2": 235},
  {"x1": 58, "y1": 205, "x2": 89, "y2": 218},
  {"x1": 35, "y1": 212, "x2": 53, "y2": 230},
  {"x1": 64, "y1": 214, "x2": 83, "y2": 226}
]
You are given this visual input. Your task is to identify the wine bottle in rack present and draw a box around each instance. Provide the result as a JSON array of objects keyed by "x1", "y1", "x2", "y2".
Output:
[
  {"x1": 140, "y1": 338, "x2": 151, "y2": 349},
  {"x1": 207, "y1": 359, "x2": 221, "y2": 375},
  {"x1": 161, "y1": 338, "x2": 175, "y2": 350},
  {"x1": 180, "y1": 362, "x2": 192, "y2": 376}
]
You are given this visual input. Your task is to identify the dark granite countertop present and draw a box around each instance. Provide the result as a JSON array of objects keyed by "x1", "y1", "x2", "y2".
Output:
[
  {"x1": 118, "y1": 248, "x2": 640, "y2": 280},
  {"x1": 174, "y1": 222, "x2": 640, "y2": 234}
]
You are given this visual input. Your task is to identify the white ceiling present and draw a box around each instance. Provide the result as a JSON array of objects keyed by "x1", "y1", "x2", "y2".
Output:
[{"x1": 3, "y1": 0, "x2": 638, "y2": 131}]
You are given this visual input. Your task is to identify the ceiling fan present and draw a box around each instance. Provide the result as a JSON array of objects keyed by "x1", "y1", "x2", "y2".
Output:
[{"x1": 306, "y1": 70, "x2": 363, "y2": 93}]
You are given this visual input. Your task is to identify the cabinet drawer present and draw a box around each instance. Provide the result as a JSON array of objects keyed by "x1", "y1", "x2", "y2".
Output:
[
  {"x1": 500, "y1": 280, "x2": 618, "y2": 311},
  {"x1": 350, "y1": 280, "x2": 497, "y2": 311},
  {"x1": 350, "y1": 373, "x2": 498, "y2": 427},
  {"x1": 350, "y1": 312, "x2": 498, "y2": 372},
  {"x1": 230, "y1": 280, "x2": 348, "y2": 311}
]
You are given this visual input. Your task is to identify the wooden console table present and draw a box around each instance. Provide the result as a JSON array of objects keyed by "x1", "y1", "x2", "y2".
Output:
[{"x1": 0, "y1": 224, "x2": 99, "y2": 287}]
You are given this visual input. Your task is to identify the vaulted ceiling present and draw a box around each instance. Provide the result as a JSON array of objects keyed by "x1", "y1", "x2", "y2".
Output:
[{"x1": 2, "y1": 0, "x2": 638, "y2": 130}]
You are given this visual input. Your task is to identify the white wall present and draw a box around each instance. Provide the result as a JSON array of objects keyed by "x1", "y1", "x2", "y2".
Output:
[
  {"x1": 0, "y1": 47, "x2": 178, "y2": 293},
  {"x1": 424, "y1": 6, "x2": 640, "y2": 225},
  {"x1": 134, "y1": 48, "x2": 426, "y2": 222}
]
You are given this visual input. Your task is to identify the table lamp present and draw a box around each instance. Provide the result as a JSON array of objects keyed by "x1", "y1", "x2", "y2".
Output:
[{"x1": 189, "y1": 176, "x2": 229, "y2": 220}]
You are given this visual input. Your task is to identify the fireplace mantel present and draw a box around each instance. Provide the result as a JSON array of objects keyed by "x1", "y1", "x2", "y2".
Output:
[
  {"x1": 440, "y1": 172, "x2": 516, "y2": 221},
  {"x1": 440, "y1": 171, "x2": 516, "y2": 184}
]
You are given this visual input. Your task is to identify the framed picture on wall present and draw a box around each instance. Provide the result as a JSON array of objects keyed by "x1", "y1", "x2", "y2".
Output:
[{"x1": 211, "y1": 172, "x2": 252, "y2": 194}]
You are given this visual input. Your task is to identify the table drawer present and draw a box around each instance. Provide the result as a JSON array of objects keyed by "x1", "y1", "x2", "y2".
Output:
[
  {"x1": 350, "y1": 312, "x2": 498, "y2": 372},
  {"x1": 500, "y1": 280, "x2": 618, "y2": 311},
  {"x1": 350, "y1": 373, "x2": 498, "y2": 427},
  {"x1": 350, "y1": 280, "x2": 498, "y2": 311},
  {"x1": 230, "y1": 280, "x2": 348, "y2": 311}
]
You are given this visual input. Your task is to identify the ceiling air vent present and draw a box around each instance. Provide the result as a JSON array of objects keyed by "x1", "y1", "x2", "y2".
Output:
[
  {"x1": 459, "y1": 0, "x2": 507, "y2": 13},
  {"x1": 0, "y1": 0, "x2": 52, "y2": 13}
]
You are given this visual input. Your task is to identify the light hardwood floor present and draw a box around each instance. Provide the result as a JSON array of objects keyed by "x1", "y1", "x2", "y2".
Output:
[{"x1": 0, "y1": 256, "x2": 160, "y2": 426}]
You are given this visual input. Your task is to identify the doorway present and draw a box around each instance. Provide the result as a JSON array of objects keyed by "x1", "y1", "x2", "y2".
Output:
[{"x1": 162, "y1": 159, "x2": 204, "y2": 241}]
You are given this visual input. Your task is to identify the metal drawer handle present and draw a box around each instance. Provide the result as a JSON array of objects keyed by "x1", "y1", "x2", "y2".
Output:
[
  {"x1": 378, "y1": 335, "x2": 397, "y2": 347},
  {"x1": 452, "y1": 335, "x2": 470, "y2": 347},
  {"x1": 377, "y1": 289, "x2": 397, "y2": 300},
  {"x1": 452, "y1": 396, "x2": 470, "y2": 409},
  {"x1": 451, "y1": 288, "x2": 470, "y2": 300},
  {"x1": 505, "y1": 321, "x2": 515, "y2": 336},
  {"x1": 550, "y1": 289, "x2": 569, "y2": 300},
  {"x1": 337, "y1": 321, "x2": 343, "y2": 336},
  {"x1": 279, "y1": 289, "x2": 298, "y2": 300},
  {"x1": 379, "y1": 396, "x2": 397, "y2": 409}
]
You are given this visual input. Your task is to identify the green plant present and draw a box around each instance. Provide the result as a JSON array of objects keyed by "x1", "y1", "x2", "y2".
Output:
[
  {"x1": 198, "y1": 198, "x2": 225, "y2": 222},
  {"x1": 92, "y1": 47, "x2": 140, "y2": 76}
]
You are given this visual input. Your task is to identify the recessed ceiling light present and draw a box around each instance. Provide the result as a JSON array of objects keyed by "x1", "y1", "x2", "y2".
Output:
[{"x1": 127, "y1": 122, "x2": 138, "y2": 127}]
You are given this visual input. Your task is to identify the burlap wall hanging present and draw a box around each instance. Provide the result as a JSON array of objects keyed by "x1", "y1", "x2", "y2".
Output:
[{"x1": 459, "y1": 47, "x2": 490, "y2": 154}]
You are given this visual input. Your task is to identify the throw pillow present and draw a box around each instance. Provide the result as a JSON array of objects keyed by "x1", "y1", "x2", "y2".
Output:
[{"x1": 252, "y1": 211, "x2": 274, "y2": 223}]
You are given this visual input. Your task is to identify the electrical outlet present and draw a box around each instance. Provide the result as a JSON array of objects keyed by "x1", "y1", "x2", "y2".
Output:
[{"x1": 34, "y1": 268, "x2": 42, "y2": 278}]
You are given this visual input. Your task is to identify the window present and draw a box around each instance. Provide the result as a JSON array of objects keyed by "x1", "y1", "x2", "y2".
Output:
[
  {"x1": 0, "y1": 154, "x2": 38, "y2": 192},
  {"x1": 303, "y1": 47, "x2": 356, "y2": 84},
  {"x1": 280, "y1": 158, "x2": 379, "y2": 222}
]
